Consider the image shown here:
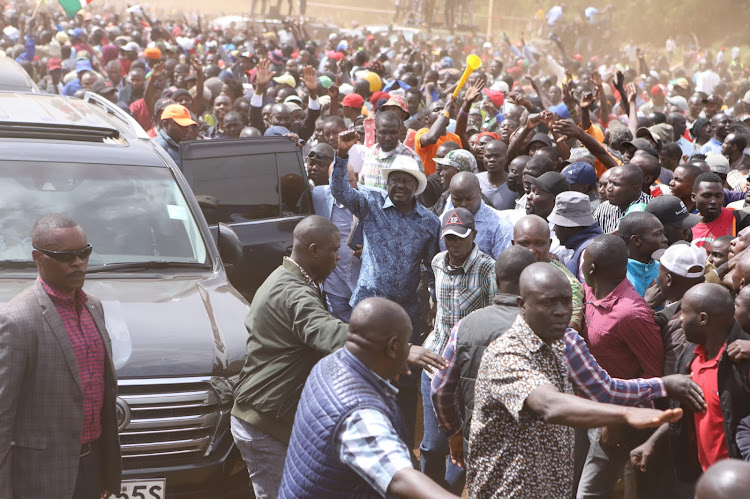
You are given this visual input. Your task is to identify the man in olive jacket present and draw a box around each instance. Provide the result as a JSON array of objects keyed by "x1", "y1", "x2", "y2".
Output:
[{"x1": 231, "y1": 215, "x2": 446, "y2": 499}]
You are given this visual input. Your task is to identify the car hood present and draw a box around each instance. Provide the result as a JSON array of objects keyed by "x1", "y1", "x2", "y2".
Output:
[{"x1": 0, "y1": 275, "x2": 250, "y2": 378}]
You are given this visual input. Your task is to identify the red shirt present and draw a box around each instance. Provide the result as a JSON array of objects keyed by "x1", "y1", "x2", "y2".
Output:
[
  {"x1": 691, "y1": 344, "x2": 729, "y2": 470},
  {"x1": 40, "y1": 279, "x2": 105, "y2": 444},
  {"x1": 582, "y1": 279, "x2": 664, "y2": 379},
  {"x1": 130, "y1": 98, "x2": 154, "y2": 133},
  {"x1": 691, "y1": 208, "x2": 736, "y2": 249}
]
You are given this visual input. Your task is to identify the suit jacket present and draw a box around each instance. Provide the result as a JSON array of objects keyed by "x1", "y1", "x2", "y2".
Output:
[{"x1": 0, "y1": 280, "x2": 121, "y2": 498}]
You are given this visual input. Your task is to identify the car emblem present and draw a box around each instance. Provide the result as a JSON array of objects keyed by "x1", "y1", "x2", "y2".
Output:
[{"x1": 115, "y1": 397, "x2": 131, "y2": 431}]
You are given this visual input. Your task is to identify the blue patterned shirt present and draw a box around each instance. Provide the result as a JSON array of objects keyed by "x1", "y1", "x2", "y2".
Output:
[{"x1": 332, "y1": 155, "x2": 440, "y2": 323}]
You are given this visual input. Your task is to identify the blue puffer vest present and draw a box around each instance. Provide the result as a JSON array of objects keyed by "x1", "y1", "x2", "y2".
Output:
[{"x1": 278, "y1": 347, "x2": 407, "y2": 499}]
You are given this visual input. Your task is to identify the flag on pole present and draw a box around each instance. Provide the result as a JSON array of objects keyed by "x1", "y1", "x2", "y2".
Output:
[{"x1": 58, "y1": 0, "x2": 93, "y2": 19}]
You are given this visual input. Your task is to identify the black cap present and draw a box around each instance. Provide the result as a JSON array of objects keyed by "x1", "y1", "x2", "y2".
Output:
[
  {"x1": 529, "y1": 132, "x2": 554, "y2": 147},
  {"x1": 645, "y1": 195, "x2": 701, "y2": 229},
  {"x1": 441, "y1": 207, "x2": 475, "y2": 238},
  {"x1": 529, "y1": 171, "x2": 570, "y2": 196},
  {"x1": 622, "y1": 137, "x2": 658, "y2": 158}
]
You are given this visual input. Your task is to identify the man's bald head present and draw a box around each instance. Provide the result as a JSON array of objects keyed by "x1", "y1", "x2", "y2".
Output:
[
  {"x1": 519, "y1": 262, "x2": 573, "y2": 342},
  {"x1": 293, "y1": 215, "x2": 339, "y2": 247},
  {"x1": 731, "y1": 250, "x2": 750, "y2": 292},
  {"x1": 630, "y1": 151, "x2": 661, "y2": 189},
  {"x1": 619, "y1": 163, "x2": 645, "y2": 187},
  {"x1": 696, "y1": 459, "x2": 750, "y2": 499},
  {"x1": 683, "y1": 283, "x2": 735, "y2": 327},
  {"x1": 347, "y1": 297, "x2": 412, "y2": 380},
  {"x1": 450, "y1": 172, "x2": 482, "y2": 214},
  {"x1": 496, "y1": 245, "x2": 539, "y2": 294},
  {"x1": 582, "y1": 234, "x2": 628, "y2": 286},
  {"x1": 514, "y1": 215, "x2": 550, "y2": 240}
]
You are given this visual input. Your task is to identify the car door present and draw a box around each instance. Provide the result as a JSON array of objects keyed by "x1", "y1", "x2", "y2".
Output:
[{"x1": 180, "y1": 137, "x2": 311, "y2": 300}]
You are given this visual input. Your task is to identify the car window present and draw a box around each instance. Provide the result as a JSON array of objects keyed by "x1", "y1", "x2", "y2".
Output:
[
  {"x1": 185, "y1": 153, "x2": 281, "y2": 223},
  {"x1": 277, "y1": 152, "x2": 311, "y2": 216},
  {"x1": 0, "y1": 162, "x2": 207, "y2": 266}
]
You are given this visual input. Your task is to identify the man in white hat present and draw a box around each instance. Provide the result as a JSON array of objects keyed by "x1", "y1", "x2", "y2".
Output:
[{"x1": 332, "y1": 130, "x2": 445, "y2": 450}]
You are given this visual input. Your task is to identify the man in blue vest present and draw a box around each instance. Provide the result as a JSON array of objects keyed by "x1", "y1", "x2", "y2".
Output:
[{"x1": 278, "y1": 297, "x2": 458, "y2": 499}]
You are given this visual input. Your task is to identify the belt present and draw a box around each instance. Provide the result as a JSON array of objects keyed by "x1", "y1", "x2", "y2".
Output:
[{"x1": 80, "y1": 441, "x2": 94, "y2": 457}]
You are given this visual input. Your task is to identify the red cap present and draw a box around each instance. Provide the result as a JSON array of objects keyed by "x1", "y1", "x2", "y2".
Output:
[
  {"x1": 482, "y1": 89, "x2": 505, "y2": 108},
  {"x1": 342, "y1": 93, "x2": 365, "y2": 109},
  {"x1": 650, "y1": 84, "x2": 666, "y2": 97},
  {"x1": 47, "y1": 58, "x2": 62, "y2": 71}
]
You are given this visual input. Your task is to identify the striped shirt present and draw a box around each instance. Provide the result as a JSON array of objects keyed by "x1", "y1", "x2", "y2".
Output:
[
  {"x1": 423, "y1": 245, "x2": 497, "y2": 368},
  {"x1": 593, "y1": 192, "x2": 653, "y2": 233},
  {"x1": 357, "y1": 142, "x2": 424, "y2": 191}
]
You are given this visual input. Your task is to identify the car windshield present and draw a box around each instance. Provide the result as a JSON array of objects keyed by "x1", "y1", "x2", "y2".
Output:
[{"x1": 0, "y1": 162, "x2": 208, "y2": 267}]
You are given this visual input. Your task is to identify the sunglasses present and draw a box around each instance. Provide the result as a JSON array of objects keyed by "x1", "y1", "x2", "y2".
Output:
[
  {"x1": 34, "y1": 244, "x2": 93, "y2": 263},
  {"x1": 307, "y1": 151, "x2": 333, "y2": 162}
]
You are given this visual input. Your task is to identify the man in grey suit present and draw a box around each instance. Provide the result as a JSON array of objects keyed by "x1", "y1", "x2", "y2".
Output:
[{"x1": 0, "y1": 214, "x2": 121, "y2": 498}]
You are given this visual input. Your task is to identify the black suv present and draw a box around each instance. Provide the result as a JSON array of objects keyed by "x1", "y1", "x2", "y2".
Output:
[
  {"x1": 0, "y1": 91, "x2": 251, "y2": 498},
  {"x1": 180, "y1": 137, "x2": 312, "y2": 301}
]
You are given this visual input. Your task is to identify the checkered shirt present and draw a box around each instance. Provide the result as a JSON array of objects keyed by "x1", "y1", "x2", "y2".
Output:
[{"x1": 357, "y1": 142, "x2": 424, "y2": 191}]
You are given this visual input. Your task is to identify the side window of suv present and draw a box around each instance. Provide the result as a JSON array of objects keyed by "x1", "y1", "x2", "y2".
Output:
[
  {"x1": 188, "y1": 153, "x2": 280, "y2": 223},
  {"x1": 277, "y1": 152, "x2": 311, "y2": 216}
]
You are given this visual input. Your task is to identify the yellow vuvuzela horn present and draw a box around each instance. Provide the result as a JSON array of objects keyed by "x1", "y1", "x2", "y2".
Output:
[{"x1": 452, "y1": 54, "x2": 483, "y2": 98}]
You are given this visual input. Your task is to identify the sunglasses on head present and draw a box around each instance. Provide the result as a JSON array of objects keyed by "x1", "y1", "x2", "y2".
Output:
[
  {"x1": 34, "y1": 244, "x2": 93, "y2": 263},
  {"x1": 307, "y1": 151, "x2": 333, "y2": 162}
]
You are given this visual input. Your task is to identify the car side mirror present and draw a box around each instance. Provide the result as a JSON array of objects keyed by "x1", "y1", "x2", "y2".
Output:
[{"x1": 216, "y1": 223, "x2": 243, "y2": 268}]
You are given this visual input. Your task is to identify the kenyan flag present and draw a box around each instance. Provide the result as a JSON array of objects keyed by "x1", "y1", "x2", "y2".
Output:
[{"x1": 58, "y1": 0, "x2": 93, "y2": 18}]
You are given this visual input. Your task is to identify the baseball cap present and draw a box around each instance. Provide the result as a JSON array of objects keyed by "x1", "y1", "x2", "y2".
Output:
[
  {"x1": 47, "y1": 58, "x2": 62, "y2": 72},
  {"x1": 273, "y1": 74, "x2": 296, "y2": 88},
  {"x1": 318, "y1": 75, "x2": 333, "y2": 89},
  {"x1": 342, "y1": 93, "x2": 365, "y2": 109},
  {"x1": 123, "y1": 41, "x2": 140, "y2": 52},
  {"x1": 434, "y1": 149, "x2": 478, "y2": 173},
  {"x1": 72, "y1": 27, "x2": 84, "y2": 38},
  {"x1": 490, "y1": 80, "x2": 509, "y2": 93},
  {"x1": 529, "y1": 132, "x2": 554, "y2": 148},
  {"x1": 161, "y1": 104, "x2": 198, "y2": 127},
  {"x1": 562, "y1": 162, "x2": 598, "y2": 187},
  {"x1": 529, "y1": 171, "x2": 570, "y2": 196},
  {"x1": 92, "y1": 79, "x2": 116, "y2": 95},
  {"x1": 441, "y1": 208, "x2": 475, "y2": 238},
  {"x1": 705, "y1": 152, "x2": 730, "y2": 174},
  {"x1": 622, "y1": 137, "x2": 658, "y2": 158},
  {"x1": 644, "y1": 195, "x2": 700, "y2": 229},
  {"x1": 75, "y1": 59, "x2": 93, "y2": 73},
  {"x1": 482, "y1": 88, "x2": 505, "y2": 108},
  {"x1": 548, "y1": 191, "x2": 596, "y2": 228},
  {"x1": 652, "y1": 242, "x2": 705, "y2": 278},
  {"x1": 144, "y1": 47, "x2": 162, "y2": 60},
  {"x1": 666, "y1": 95, "x2": 688, "y2": 112},
  {"x1": 284, "y1": 95, "x2": 303, "y2": 105}
]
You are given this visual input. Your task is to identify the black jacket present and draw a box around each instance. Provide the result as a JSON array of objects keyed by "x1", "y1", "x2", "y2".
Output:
[{"x1": 669, "y1": 321, "x2": 750, "y2": 481}]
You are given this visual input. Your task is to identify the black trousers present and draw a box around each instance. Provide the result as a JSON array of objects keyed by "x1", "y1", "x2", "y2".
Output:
[{"x1": 73, "y1": 440, "x2": 102, "y2": 499}]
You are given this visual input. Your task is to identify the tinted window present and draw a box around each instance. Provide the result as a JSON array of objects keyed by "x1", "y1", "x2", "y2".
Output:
[
  {"x1": 277, "y1": 152, "x2": 311, "y2": 216},
  {"x1": 185, "y1": 153, "x2": 281, "y2": 223}
]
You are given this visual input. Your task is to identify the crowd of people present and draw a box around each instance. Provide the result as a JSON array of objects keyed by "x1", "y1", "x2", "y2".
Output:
[{"x1": 4, "y1": 0, "x2": 750, "y2": 498}]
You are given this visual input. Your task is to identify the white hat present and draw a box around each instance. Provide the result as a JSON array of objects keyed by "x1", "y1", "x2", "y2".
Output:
[
  {"x1": 490, "y1": 80, "x2": 509, "y2": 93},
  {"x1": 653, "y1": 242, "x2": 706, "y2": 278},
  {"x1": 666, "y1": 95, "x2": 688, "y2": 113},
  {"x1": 123, "y1": 41, "x2": 140, "y2": 52},
  {"x1": 381, "y1": 155, "x2": 428, "y2": 195}
]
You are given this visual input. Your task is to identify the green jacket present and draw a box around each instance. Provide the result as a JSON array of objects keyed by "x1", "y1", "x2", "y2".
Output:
[{"x1": 231, "y1": 258, "x2": 349, "y2": 443}]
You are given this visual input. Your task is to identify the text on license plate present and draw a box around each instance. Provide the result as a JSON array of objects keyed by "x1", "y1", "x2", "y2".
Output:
[{"x1": 110, "y1": 479, "x2": 166, "y2": 499}]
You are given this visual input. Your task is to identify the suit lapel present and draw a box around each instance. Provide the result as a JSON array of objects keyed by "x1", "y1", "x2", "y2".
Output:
[
  {"x1": 86, "y1": 301, "x2": 114, "y2": 370},
  {"x1": 34, "y1": 281, "x2": 83, "y2": 392}
]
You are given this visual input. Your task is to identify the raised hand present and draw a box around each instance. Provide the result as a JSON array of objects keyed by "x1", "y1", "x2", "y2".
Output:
[
  {"x1": 464, "y1": 78, "x2": 485, "y2": 105},
  {"x1": 561, "y1": 81, "x2": 576, "y2": 108},
  {"x1": 300, "y1": 65, "x2": 318, "y2": 92},
  {"x1": 625, "y1": 82, "x2": 638, "y2": 103},
  {"x1": 526, "y1": 113, "x2": 541, "y2": 130},
  {"x1": 580, "y1": 89, "x2": 599, "y2": 109},
  {"x1": 255, "y1": 59, "x2": 275, "y2": 94},
  {"x1": 591, "y1": 69, "x2": 603, "y2": 89}
]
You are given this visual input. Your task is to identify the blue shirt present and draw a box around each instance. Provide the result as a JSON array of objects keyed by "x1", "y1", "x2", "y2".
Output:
[
  {"x1": 62, "y1": 78, "x2": 82, "y2": 97},
  {"x1": 312, "y1": 185, "x2": 361, "y2": 299},
  {"x1": 439, "y1": 200, "x2": 512, "y2": 259},
  {"x1": 331, "y1": 155, "x2": 440, "y2": 322},
  {"x1": 153, "y1": 128, "x2": 181, "y2": 167},
  {"x1": 626, "y1": 258, "x2": 659, "y2": 297}
]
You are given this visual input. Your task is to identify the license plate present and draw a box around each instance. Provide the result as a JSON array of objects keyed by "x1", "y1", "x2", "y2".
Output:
[{"x1": 109, "y1": 479, "x2": 166, "y2": 499}]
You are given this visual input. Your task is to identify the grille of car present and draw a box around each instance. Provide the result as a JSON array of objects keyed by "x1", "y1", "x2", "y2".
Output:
[{"x1": 117, "y1": 377, "x2": 231, "y2": 469}]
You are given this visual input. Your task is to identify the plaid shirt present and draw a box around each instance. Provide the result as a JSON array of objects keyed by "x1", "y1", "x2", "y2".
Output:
[
  {"x1": 333, "y1": 358, "x2": 413, "y2": 496},
  {"x1": 432, "y1": 315, "x2": 667, "y2": 438},
  {"x1": 40, "y1": 278, "x2": 105, "y2": 444},
  {"x1": 357, "y1": 142, "x2": 424, "y2": 191},
  {"x1": 423, "y1": 245, "x2": 497, "y2": 368}
]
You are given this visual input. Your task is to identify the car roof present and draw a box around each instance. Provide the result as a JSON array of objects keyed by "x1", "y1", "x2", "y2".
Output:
[{"x1": 0, "y1": 58, "x2": 40, "y2": 93}]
